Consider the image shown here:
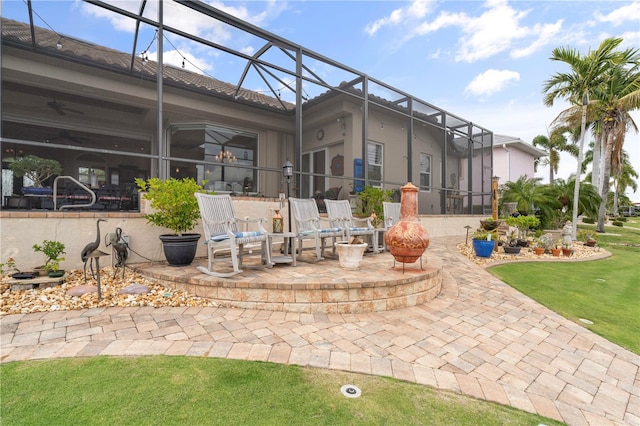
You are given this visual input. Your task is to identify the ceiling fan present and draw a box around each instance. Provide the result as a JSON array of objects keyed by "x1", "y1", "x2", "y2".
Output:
[
  {"x1": 45, "y1": 130, "x2": 89, "y2": 144},
  {"x1": 47, "y1": 98, "x2": 84, "y2": 115}
]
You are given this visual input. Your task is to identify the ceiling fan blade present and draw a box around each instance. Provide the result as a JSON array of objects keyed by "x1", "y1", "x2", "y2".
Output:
[
  {"x1": 64, "y1": 107, "x2": 84, "y2": 115},
  {"x1": 47, "y1": 99, "x2": 66, "y2": 115}
]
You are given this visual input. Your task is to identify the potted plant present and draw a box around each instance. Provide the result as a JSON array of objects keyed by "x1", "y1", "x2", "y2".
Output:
[
  {"x1": 355, "y1": 186, "x2": 393, "y2": 228},
  {"x1": 538, "y1": 233, "x2": 555, "y2": 254},
  {"x1": 502, "y1": 231, "x2": 521, "y2": 255},
  {"x1": 551, "y1": 239, "x2": 562, "y2": 257},
  {"x1": 32, "y1": 240, "x2": 66, "y2": 277},
  {"x1": 335, "y1": 236, "x2": 368, "y2": 270},
  {"x1": 480, "y1": 217, "x2": 503, "y2": 231},
  {"x1": 135, "y1": 177, "x2": 207, "y2": 266},
  {"x1": 505, "y1": 215, "x2": 540, "y2": 247},
  {"x1": 9, "y1": 155, "x2": 63, "y2": 194},
  {"x1": 471, "y1": 229, "x2": 496, "y2": 258},
  {"x1": 562, "y1": 242, "x2": 573, "y2": 257},
  {"x1": 578, "y1": 230, "x2": 597, "y2": 247}
]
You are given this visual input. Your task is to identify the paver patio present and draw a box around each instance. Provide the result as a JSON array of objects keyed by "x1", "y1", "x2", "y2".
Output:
[{"x1": 1, "y1": 237, "x2": 638, "y2": 425}]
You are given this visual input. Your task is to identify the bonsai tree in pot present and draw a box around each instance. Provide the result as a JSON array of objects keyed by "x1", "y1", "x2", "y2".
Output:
[
  {"x1": 32, "y1": 239, "x2": 66, "y2": 277},
  {"x1": 136, "y1": 177, "x2": 207, "y2": 266},
  {"x1": 9, "y1": 155, "x2": 63, "y2": 193},
  {"x1": 480, "y1": 217, "x2": 503, "y2": 231}
]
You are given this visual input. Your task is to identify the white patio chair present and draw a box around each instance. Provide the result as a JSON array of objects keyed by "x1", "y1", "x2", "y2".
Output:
[
  {"x1": 382, "y1": 202, "x2": 401, "y2": 251},
  {"x1": 289, "y1": 197, "x2": 343, "y2": 261},
  {"x1": 195, "y1": 193, "x2": 272, "y2": 277},
  {"x1": 324, "y1": 199, "x2": 378, "y2": 253}
]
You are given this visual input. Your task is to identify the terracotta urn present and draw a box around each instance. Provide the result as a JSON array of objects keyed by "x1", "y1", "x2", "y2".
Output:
[{"x1": 384, "y1": 182, "x2": 430, "y2": 263}]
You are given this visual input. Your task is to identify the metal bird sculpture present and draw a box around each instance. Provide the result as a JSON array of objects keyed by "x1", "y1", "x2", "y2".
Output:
[
  {"x1": 81, "y1": 218, "x2": 107, "y2": 280},
  {"x1": 106, "y1": 227, "x2": 128, "y2": 279}
]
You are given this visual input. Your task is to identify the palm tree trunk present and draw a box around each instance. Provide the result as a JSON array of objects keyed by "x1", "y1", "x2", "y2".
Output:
[
  {"x1": 572, "y1": 98, "x2": 588, "y2": 239},
  {"x1": 592, "y1": 133, "x2": 602, "y2": 192},
  {"x1": 597, "y1": 132, "x2": 614, "y2": 232},
  {"x1": 613, "y1": 178, "x2": 619, "y2": 216}
]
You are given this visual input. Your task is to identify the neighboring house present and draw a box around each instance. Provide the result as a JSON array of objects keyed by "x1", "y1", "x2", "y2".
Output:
[
  {"x1": 0, "y1": 3, "x2": 493, "y2": 216},
  {"x1": 492, "y1": 135, "x2": 547, "y2": 185}
]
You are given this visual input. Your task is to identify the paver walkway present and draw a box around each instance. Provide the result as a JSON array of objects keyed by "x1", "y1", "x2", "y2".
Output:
[{"x1": 1, "y1": 237, "x2": 638, "y2": 425}]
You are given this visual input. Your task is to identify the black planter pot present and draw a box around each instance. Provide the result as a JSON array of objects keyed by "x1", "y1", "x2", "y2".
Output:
[
  {"x1": 503, "y1": 246, "x2": 521, "y2": 255},
  {"x1": 159, "y1": 234, "x2": 201, "y2": 266}
]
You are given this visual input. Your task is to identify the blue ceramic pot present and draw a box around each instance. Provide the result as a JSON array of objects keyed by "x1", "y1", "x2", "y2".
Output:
[{"x1": 472, "y1": 239, "x2": 495, "y2": 258}]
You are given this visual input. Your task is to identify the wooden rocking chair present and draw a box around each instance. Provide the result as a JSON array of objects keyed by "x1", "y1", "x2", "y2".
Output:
[
  {"x1": 195, "y1": 193, "x2": 272, "y2": 277},
  {"x1": 289, "y1": 197, "x2": 344, "y2": 261},
  {"x1": 324, "y1": 199, "x2": 378, "y2": 253}
]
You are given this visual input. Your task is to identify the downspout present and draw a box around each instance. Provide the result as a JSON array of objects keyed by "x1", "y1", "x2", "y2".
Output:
[{"x1": 502, "y1": 144, "x2": 510, "y2": 182}]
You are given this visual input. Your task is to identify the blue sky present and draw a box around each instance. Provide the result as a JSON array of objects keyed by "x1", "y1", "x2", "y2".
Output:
[{"x1": 3, "y1": 0, "x2": 640, "y2": 199}]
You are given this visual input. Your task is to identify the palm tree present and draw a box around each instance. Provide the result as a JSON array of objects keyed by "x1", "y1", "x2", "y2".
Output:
[
  {"x1": 612, "y1": 152, "x2": 639, "y2": 216},
  {"x1": 500, "y1": 176, "x2": 560, "y2": 218},
  {"x1": 591, "y1": 53, "x2": 640, "y2": 231},
  {"x1": 547, "y1": 177, "x2": 601, "y2": 220},
  {"x1": 542, "y1": 37, "x2": 627, "y2": 239},
  {"x1": 532, "y1": 126, "x2": 578, "y2": 184}
]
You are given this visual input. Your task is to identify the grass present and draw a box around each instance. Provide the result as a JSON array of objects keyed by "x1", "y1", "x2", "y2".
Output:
[
  {"x1": 490, "y1": 218, "x2": 640, "y2": 354},
  {"x1": 0, "y1": 357, "x2": 563, "y2": 426}
]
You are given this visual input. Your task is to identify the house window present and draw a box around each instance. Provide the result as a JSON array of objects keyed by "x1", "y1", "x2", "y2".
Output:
[
  {"x1": 367, "y1": 142, "x2": 383, "y2": 187},
  {"x1": 420, "y1": 153, "x2": 431, "y2": 191},
  {"x1": 168, "y1": 123, "x2": 257, "y2": 192}
]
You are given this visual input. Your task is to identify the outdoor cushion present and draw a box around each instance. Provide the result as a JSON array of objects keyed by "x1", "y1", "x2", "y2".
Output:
[{"x1": 207, "y1": 231, "x2": 265, "y2": 242}]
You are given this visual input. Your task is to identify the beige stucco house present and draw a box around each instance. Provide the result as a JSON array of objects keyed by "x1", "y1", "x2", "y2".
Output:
[{"x1": 1, "y1": 3, "x2": 495, "y2": 268}]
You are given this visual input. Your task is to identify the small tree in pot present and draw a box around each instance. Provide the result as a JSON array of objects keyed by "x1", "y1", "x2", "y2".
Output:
[
  {"x1": 32, "y1": 240, "x2": 66, "y2": 276},
  {"x1": 135, "y1": 177, "x2": 208, "y2": 266},
  {"x1": 9, "y1": 155, "x2": 62, "y2": 191}
]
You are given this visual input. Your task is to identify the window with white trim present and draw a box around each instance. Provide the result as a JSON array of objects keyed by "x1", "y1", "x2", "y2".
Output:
[
  {"x1": 420, "y1": 153, "x2": 431, "y2": 191},
  {"x1": 367, "y1": 142, "x2": 383, "y2": 187}
]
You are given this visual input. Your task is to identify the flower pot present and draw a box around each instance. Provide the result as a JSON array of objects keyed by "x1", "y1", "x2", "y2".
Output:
[
  {"x1": 335, "y1": 242, "x2": 368, "y2": 270},
  {"x1": 480, "y1": 219, "x2": 502, "y2": 231},
  {"x1": 472, "y1": 239, "x2": 495, "y2": 258},
  {"x1": 159, "y1": 234, "x2": 201, "y2": 266},
  {"x1": 562, "y1": 248, "x2": 572, "y2": 257},
  {"x1": 503, "y1": 246, "x2": 521, "y2": 255},
  {"x1": 551, "y1": 248, "x2": 561, "y2": 257},
  {"x1": 47, "y1": 270, "x2": 65, "y2": 278},
  {"x1": 585, "y1": 239, "x2": 596, "y2": 247},
  {"x1": 534, "y1": 247, "x2": 545, "y2": 255}
]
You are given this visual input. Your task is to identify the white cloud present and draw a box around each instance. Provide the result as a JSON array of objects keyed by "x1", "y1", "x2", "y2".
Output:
[
  {"x1": 465, "y1": 69, "x2": 520, "y2": 97},
  {"x1": 594, "y1": 1, "x2": 640, "y2": 26},
  {"x1": 366, "y1": 0, "x2": 562, "y2": 63},
  {"x1": 365, "y1": 0, "x2": 434, "y2": 36},
  {"x1": 510, "y1": 20, "x2": 563, "y2": 58},
  {"x1": 455, "y1": 0, "x2": 531, "y2": 62}
]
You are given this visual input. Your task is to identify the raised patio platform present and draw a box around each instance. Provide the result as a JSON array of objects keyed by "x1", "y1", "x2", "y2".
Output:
[{"x1": 132, "y1": 251, "x2": 442, "y2": 314}]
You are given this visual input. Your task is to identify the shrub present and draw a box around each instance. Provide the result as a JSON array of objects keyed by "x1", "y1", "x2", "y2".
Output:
[
  {"x1": 582, "y1": 217, "x2": 595, "y2": 224},
  {"x1": 612, "y1": 221, "x2": 624, "y2": 227}
]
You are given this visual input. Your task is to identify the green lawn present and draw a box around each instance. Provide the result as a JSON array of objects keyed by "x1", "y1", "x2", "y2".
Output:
[
  {"x1": 1, "y1": 357, "x2": 563, "y2": 426},
  {"x1": 490, "y1": 220, "x2": 640, "y2": 354}
]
